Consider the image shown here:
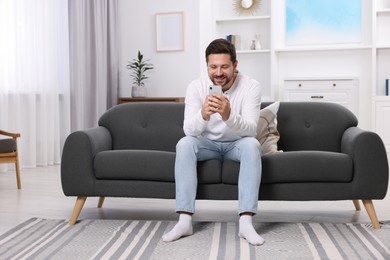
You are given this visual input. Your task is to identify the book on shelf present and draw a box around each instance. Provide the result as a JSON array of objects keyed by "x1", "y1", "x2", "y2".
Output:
[
  {"x1": 226, "y1": 34, "x2": 241, "y2": 50},
  {"x1": 386, "y1": 79, "x2": 389, "y2": 96}
]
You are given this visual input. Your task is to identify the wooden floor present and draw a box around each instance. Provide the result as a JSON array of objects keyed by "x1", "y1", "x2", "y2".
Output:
[{"x1": 1, "y1": 165, "x2": 390, "y2": 235}]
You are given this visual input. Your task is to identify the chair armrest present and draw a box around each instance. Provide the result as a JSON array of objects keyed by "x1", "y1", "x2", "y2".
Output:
[
  {"x1": 61, "y1": 126, "x2": 112, "y2": 196},
  {"x1": 341, "y1": 127, "x2": 389, "y2": 199},
  {"x1": 0, "y1": 130, "x2": 20, "y2": 138}
]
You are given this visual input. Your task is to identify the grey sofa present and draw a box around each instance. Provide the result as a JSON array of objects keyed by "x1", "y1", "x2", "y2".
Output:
[{"x1": 61, "y1": 102, "x2": 389, "y2": 228}]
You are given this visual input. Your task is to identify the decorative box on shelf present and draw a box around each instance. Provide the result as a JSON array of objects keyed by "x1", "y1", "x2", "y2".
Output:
[{"x1": 283, "y1": 77, "x2": 359, "y2": 116}]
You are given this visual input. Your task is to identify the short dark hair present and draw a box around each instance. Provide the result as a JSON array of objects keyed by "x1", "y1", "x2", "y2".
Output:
[{"x1": 205, "y1": 38, "x2": 237, "y2": 64}]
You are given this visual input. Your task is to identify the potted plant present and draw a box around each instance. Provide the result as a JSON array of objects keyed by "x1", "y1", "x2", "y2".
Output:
[{"x1": 127, "y1": 50, "x2": 154, "y2": 97}]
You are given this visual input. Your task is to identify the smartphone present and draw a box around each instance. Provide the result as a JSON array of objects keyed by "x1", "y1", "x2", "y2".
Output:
[{"x1": 209, "y1": 85, "x2": 222, "y2": 96}]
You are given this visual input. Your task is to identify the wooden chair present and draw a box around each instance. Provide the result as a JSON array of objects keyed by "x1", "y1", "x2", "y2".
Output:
[{"x1": 0, "y1": 130, "x2": 21, "y2": 189}]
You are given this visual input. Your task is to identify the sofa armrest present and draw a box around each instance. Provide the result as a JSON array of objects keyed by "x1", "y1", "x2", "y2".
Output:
[
  {"x1": 61, "y1": 127, "x2": 112, "y2": 196},
  {"x1": 341, "y1": 127, "x2": 389, "y2": 199}
]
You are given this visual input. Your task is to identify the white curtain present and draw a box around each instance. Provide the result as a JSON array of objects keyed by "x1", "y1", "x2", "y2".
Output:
[
  {"x1": 0, "y1": 0, "x2": 71, "y2": 168},
  {"x1": 0, "y1": 0, "x2": 119, "y2": 169}
]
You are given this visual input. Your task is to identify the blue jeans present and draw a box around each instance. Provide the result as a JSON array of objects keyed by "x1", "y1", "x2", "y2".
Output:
[{"x1": 175, "y1": 136, "x2": 262, "y2": 215}]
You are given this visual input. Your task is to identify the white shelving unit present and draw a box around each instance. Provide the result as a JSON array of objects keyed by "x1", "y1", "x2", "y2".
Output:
[
  {"x1": 201, "y1": 0, "x2": 390, "y2": 137},
  {"x1": 373, "y1": 1, "x2": 390, "y2": 154},
  {"x1": 273, "y1": 0, "x2": 373, "y2": 126},
  {"x1": 210, "y1": 0, "x2": 273, "y2": 100}
]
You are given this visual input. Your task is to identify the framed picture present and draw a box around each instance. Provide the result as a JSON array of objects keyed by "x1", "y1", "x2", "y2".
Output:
[
  {"x1": 286, "y1": 0, "x2": 361, "y2": 45},
  {"x1": 156, "y1": 12, "x2": 184, "y2": 52}
]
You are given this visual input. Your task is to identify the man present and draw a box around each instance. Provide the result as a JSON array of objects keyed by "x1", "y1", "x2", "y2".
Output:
[{"x1": 162, "y1": 39, "x2": 264, "y2": 246}]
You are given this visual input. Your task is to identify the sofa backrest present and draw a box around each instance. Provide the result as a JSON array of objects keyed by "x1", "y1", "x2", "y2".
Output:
[
  {"x1": 263, "y1": 102, "x2": 358, "y2": 152},
  {"x1": 99, "y1": 101, "x2": 358, "y2": 153},
  {"x1": 99, "y1": 102, "x2": 185, "y2": 152}
]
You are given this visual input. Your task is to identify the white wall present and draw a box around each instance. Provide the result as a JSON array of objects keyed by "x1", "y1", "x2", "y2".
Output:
[{"x1": 118, "y1": 0, "x2": 200, "y2": 98}]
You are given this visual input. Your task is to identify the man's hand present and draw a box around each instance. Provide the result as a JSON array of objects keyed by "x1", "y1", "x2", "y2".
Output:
[{"x1": 201, "y1": 93, "x2": 231, "y2": 121}]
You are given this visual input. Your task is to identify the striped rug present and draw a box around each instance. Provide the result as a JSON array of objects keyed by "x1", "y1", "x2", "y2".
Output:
[{"x1": 0, "y1": 218, "x2": 389, "y2": 259}]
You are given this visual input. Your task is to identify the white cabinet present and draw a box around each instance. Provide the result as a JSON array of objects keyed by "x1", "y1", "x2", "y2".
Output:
[{"x1": 283, "y1": 78, "x2": 359, "y2": 116}]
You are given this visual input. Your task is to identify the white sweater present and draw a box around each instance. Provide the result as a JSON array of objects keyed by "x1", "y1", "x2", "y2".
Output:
[{"x1": 183, "y1": 72, "x2": 262, "y2": 141}]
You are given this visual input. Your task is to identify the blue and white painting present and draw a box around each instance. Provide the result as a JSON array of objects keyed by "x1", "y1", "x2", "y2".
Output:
[{"x1": 286, "y1": 0, "x2": 361, "y2": 45}]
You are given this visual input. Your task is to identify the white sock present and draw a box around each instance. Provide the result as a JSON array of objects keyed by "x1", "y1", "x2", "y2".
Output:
[
  {"x1": 238, "y1": 215, "x2": 265, "y2": 246},
  {"x1": 162, "y1": 214, "x2": 193, "y2": 242}
]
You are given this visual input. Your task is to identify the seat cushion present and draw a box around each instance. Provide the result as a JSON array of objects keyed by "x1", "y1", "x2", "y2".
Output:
[
  {"x1": 222, "y1": 151, "x2": 353, "y2": 184},
  {"x1": 94, "y1": 150, "x2": 222, "y2": 184},
  {"x1": 95, "y1": 150, "x2": 176, "y2": 181},
  {"x1": 197, "y1": 160, "x2": 222, "y2": 184},
  {"x1": 0, "y1": 139, "x2": 16, "y2": 153}
]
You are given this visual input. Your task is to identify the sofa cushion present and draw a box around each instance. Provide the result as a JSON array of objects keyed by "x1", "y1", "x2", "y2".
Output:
[
  {"x1": 197, "y1": 160, "x2": 222, "y2": 184},
  {"x1": 0, "y1": 138, "x2": 16, "y2": 153},
  {"x1": 275, "y1": 102, "x2": 358, "y2": 152},
  {"x1": 94, "y1": 150, "x2": 222, "y2": 184},
  {"x1": 95, "y1": 150, "x2": 176, "y2": 181},
  {"x1": 222, "y1": 151, "x2": 353, "y2": 184},
  {"x1": 98, "y1": 103, "x2": 185, "y2": 152},
  {"x1": 257, "y1": 101, "x2": 280, "y2": 155}
]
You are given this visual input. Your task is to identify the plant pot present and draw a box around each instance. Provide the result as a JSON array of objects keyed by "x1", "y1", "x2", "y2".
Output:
[{"x1": 132, "y1": 85, "x2": 147, "y2": 97}]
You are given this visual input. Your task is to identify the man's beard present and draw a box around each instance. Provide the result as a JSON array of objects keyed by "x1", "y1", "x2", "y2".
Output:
[{"x1": 211, "y1": 74, "x2": 232, "y2": 88}]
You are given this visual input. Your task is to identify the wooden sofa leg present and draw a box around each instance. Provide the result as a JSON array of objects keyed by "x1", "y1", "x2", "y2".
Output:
[
  {"x1": 98, "y1": 197, "x2": 105, "y2": 208},
  {"x1": 69, "y1": 196, "x2": 87, "y2": 225},
  {"x1": 353, "y1": 200, "x2": 361, "y2": 211},
  {"x1": 362, "y1": 199, "x2": 381, "y2": 229}
]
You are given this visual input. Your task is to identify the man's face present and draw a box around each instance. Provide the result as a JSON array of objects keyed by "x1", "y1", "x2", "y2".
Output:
[{"x1": 207, "y1": 54, "x2": 237, "y2": 91}]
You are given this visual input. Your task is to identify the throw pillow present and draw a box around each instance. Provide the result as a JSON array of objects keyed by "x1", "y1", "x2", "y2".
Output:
[{"x1": 256, "y1": 101, "x2": 280, "y2": 155}]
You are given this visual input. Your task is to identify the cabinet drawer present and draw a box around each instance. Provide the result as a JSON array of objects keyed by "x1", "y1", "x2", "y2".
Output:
[
  {"x1": 284, "y1": 79, "x2": 357, "y2": 90},
  {"x1": 282, "y1": 78, "x2": 359, "y2": 116},
  {"x1": 285, "y1": 92, "x2": 350, "y2": 102}
]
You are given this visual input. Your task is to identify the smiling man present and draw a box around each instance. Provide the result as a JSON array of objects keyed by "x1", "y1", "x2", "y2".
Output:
[{"x1": 162, "y1": 38, "x2": 264, "y2": 246}]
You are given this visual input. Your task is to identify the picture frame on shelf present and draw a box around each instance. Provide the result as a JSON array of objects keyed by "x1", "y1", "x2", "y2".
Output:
[{"x1": 155, "y1": 12, "x2": 185, "y2": 52}]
